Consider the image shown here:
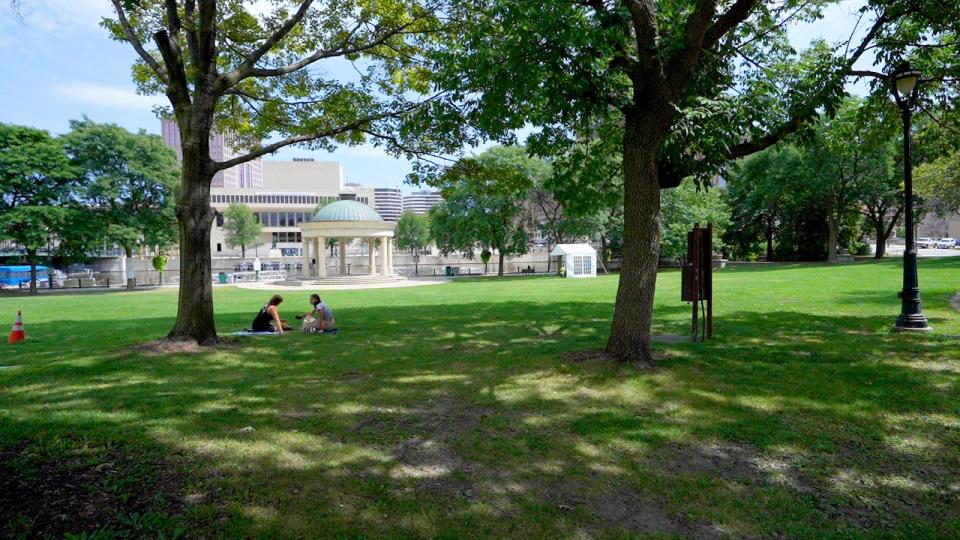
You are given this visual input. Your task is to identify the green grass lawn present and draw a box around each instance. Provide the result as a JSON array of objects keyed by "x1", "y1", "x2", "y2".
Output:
[{"x1": 2, "y1": 258, "x2": 959, "y2": 539}]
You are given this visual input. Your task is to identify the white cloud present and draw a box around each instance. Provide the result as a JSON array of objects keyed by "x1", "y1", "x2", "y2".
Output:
[
  {"x1": 51, "y1": 81, "x2": 167, "y2": 110},
  {"x1": 5, "y1": 0, "x2": 113, "y2": 34}
]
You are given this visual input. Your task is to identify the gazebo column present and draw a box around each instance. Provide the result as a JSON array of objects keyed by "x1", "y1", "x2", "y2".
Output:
[
  {"x1": 301, "y1": 238, "x2": 310, "y2": 277},
  {"x1": 380, "y1": 237, "x2": 389, "y2": 276},
  {"x1": 316, "y1": 236, "x2": 326, "y2": 278},
  {"x1": 368, "y1": 239, "x2": 377, "y2": 274},
  {"x1": 339, "y1": 238, "x2": 348, "y2": 275},
  {"x1": 387, "y1": 237, "x2": 394, "y2": 274}
]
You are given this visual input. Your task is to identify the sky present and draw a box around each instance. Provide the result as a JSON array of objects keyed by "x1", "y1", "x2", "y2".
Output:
[{"x1": 0, "y1": 0, "x2": 878, "y2": 193}]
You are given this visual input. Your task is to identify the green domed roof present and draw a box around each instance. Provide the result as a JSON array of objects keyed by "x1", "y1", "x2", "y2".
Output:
[{"x1": 313, "y1": 199, "x2": 384, "y2": 222}]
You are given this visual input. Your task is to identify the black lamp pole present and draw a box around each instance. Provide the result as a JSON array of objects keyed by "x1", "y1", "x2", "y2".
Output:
[{"x1": 891, "y1": 63, "x2": 931, "y2": 331}]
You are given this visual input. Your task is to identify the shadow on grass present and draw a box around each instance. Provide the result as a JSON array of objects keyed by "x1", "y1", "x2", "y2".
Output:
[{"x1": 2, "y1": 299, "x2": 960, "y2": 537}]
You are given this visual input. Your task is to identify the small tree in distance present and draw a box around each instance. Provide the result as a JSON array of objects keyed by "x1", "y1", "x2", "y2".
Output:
[
  {"x1": 222, "y1": 203, "x2": 261, "y2": 260},
  {"x1": 395, "y1": 211, "x2": 430, "y2": 254},
  {"x1": 152, "y1": 253, "x2": 168, "y2": 285}
]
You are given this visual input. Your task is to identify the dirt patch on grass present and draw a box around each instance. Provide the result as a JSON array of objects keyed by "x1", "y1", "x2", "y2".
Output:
[
  {"x1": 351, "y1": 396, "x2": 719, "y2": 535},
  {"x1": 127, "y1": 336, "x2": 241, "y2": 356},
  {"x1": 950, "y1": 292, "x2": 960, "y2": 312},
  {"x1": 0, "y1": 437, "x2": 195, "y2": 538},
  {"x1": 335, "y1": 370, "x2": 372, "y2": 382},
  {"x1": 562, "y1": 348, "x2": 614, "y2": 363},
  {"x1": 562, "y1": 348, "x2": 669, "y2": 368},
  {"x1": 652, "y1": 442, "x2": 764, "y2": 482}
]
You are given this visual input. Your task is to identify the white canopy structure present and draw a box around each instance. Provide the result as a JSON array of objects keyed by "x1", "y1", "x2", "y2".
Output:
[
  {"x1": 299, "y1": 200, "x2": 396, "y2": 278},
  {"x1": 550, "y1": 244, "x2": 597, "y2": 278}
]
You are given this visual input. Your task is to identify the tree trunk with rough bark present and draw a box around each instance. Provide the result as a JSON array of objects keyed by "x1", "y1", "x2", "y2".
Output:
[
  {"x1": 497, "y1": 251, "x2": 504, "y2": 276},
  {"x1": 167, "y1": 136, "x2": 218, "y2": 345},
  {"x1": 827, "y1": 214, "x2": 839, "y2": 263},
  {"x1": 606, "y1": 114, "x2": 662, "y2": 366},
  {"x1": 874, "y1": 222, "x2": 886, "y2": 258}
]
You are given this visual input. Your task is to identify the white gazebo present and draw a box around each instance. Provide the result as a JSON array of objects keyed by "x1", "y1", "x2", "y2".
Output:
[
  {"x1": 550, "y1": 244, "x2": 597, "y2": 278},
  {"x1": 299, "y1": 200, "x2": 396, "y2": 278}
]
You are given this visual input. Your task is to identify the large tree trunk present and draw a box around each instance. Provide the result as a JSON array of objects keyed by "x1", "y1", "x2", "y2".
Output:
[
  {"x1": 874, "y1": 222, "x2": 886, "y2": 259},
  {"x1": 606, "y1": 115, "x2": 661, "y2": 366},
  {"x1": 27, "y1": 249, "x2": 38, "y2": 295},
  {"x1": 167, "y1": 140, "x2": 218, "y2": 345},
  {"x1": 497, "y1": 251, "x2": 504, "y2": 276},
  {"x1": 125, "y1": 246, "x2": 135, "y2": 290},
  {"x1": 827, "y1": 214, "x2": 839, "y2": 263}
]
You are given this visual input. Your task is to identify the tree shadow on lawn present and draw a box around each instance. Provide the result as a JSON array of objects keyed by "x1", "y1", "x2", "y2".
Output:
[{"x1": 2, "y1": 301, "x2": 960, "y2": 538}]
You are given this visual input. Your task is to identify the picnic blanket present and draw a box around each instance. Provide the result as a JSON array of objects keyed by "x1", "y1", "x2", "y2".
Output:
[{"x1": 232, "y1": 329, "x2": 338, "y2": 336}]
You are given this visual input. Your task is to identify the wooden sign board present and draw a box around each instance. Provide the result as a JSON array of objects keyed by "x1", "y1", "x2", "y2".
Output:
[{"x1": 680, "y1": 223, "x2": 713, "y2": 341}]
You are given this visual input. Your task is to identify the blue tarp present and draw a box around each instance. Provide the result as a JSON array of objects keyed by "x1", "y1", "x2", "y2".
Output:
[{"x1": 0, "y1": 265, "x2": 50, "y2": 286}]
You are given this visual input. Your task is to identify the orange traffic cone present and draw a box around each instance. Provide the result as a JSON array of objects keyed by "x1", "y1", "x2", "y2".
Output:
[{"x1": 8, "y1": 311, "x2": 25, "y2": 344}]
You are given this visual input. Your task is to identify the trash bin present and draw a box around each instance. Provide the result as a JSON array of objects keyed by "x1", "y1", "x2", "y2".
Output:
[
  {"x1": 218, "y1": 272, "x2": 228, "y2": 284},
  {"x1": 445, "y1": 265, "x2": 452, "y2": 276}
]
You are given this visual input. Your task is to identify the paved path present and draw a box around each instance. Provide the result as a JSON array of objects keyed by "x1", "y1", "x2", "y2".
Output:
[{"x1": 235, "y1": 276, "x2": 451, "y2": 291}]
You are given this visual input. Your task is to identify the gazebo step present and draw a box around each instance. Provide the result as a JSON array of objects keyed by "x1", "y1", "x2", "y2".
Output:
[{"x1": 285, "y1": 275, "x2": 405, "y2": 285}]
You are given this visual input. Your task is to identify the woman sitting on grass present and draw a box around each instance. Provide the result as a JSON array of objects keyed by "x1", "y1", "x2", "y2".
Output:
[
  {"x1": 296, "y1": 293, "x2": 336, "y2": 333},
  {"x1": 251, "y1": 294, "x2": 289, "y2": 333}
]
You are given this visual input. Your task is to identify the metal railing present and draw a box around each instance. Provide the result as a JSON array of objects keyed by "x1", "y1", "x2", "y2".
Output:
[{"x1": 231, "y1": 270, "x2": 287, "y2": 282}]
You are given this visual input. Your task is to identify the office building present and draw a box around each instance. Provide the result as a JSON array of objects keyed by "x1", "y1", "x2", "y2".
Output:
[
  {"x1": 403, "y1": 191, "x2": 442, "y2": 215},
  {"x1": 374, "y1": 187, "x2": 404, "y2": 222},
  {"x1": 161, "y1": 119, "x2": 263, "y2": 188}
]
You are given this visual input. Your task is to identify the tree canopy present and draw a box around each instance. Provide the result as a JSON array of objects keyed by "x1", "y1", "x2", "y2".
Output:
[
  {"x1": 63, "y1": 118, "x2": 180, "y2": 288},
  {"x1": 0, "y1": 123, "x2": 75, "y2": 293}
]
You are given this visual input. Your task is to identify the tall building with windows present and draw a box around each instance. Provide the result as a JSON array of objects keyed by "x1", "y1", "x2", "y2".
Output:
[
  {"x1": 374, "y1": 187, "x2": 404, "y2": 222},
  {"x1": 403, "y1": 191, "x2": 442, "y2": 215},
  {"x1": 161, "y1": 119, "x2": 263, "y2": 188}
]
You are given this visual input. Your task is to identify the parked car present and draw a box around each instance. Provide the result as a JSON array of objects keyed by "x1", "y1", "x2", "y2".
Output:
[
  {"x1": 935, "y1": 238, "x2": 956, "y2": 249},
  {"x1": 917, "y1": 237, "x2": 934, "y2": 248}
]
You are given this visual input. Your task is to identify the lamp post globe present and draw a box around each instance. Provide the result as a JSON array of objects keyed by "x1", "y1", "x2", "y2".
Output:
[{"x1": 891, "y1": 62, "x2": 931, "y2": 331}]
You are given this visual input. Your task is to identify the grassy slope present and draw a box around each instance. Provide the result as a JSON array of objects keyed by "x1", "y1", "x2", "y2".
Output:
[{"x1": 1, "y1": 258, "x2": 959, "y2": 538}]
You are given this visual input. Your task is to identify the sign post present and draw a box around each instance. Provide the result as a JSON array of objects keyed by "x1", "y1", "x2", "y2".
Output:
[{"x1": 680, "y1": 223, "x2": 714, "y2": 342}]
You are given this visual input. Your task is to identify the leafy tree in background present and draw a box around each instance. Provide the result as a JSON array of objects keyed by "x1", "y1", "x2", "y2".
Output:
[
  {"x1": 916, "y1": 152, "x2": 960, "y2": 218},
  {"x1": 429, "y1": 147, "x2": 533, "y2": 276},
  {"x1": 659, "y1": 180, "x2": 730, "y2": 262},
  {"x1": 222, "y1": 203, "x2": 262, "y2": 260},
  {"x1": 0, "y1": 124, "x2": 75, "y2": 294},
  {"x1": 804, "y1": 101, "x2": 878, "y2": 263},
  {"x1": 725, "y1": 148, "x2": 795, "y2": 261},
  {"x1": 395, "y1": 211, "x2": 430, "y2": 254},
  {"x1": 103, "y1": 0, "x2": 445, "y2": 344},
  {"x1": 64, "y1": 118, "x2": 180, "y2": 289},
  {"x1": 424, "y1": 0, "x2": 929, "y2": 364}
]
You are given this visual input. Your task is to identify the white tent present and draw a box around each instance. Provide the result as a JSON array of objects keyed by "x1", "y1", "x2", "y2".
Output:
[{"x1": 550, "y1": 244, "x2": 597, "y2": 278}]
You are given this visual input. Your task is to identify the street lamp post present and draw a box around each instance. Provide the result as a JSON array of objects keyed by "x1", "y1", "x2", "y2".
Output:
[{"x1": 891, "y1": 63, "x2": 931, "y2": 331}]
